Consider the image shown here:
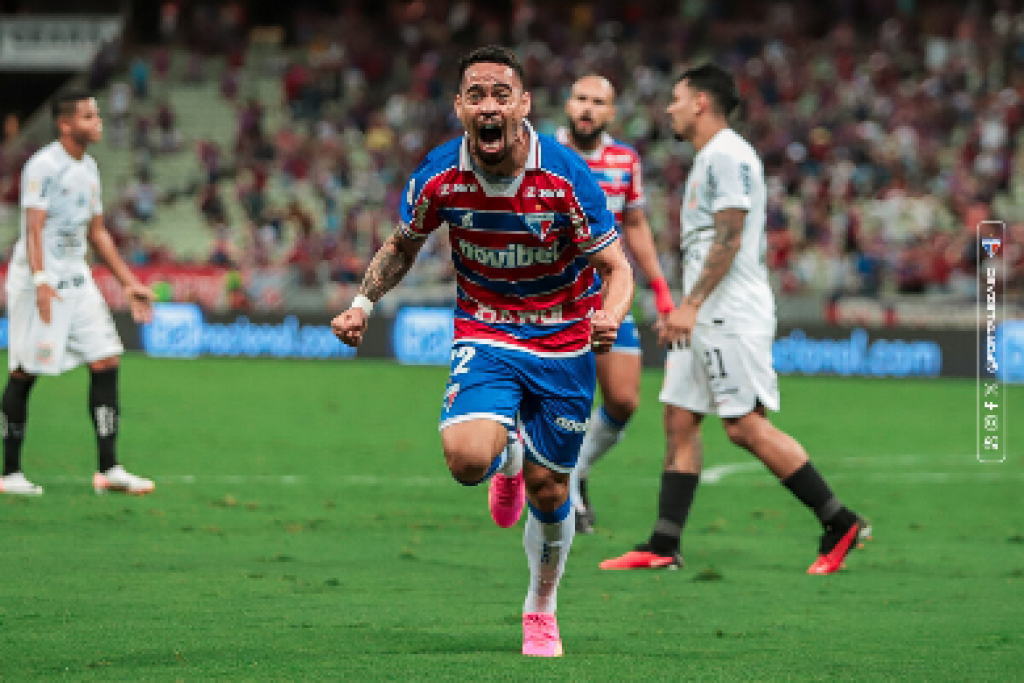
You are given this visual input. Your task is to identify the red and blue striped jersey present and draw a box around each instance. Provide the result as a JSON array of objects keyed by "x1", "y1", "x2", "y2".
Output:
[
  {"x1": 399, "y1": 122, "x2": 618, "y2": 356},
  {"x1": 555, "y1": 128, "x2": 644, "y2": 226}
]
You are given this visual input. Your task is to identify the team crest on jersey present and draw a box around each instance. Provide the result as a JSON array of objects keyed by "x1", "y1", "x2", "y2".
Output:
[
  {"x1": 523, "y1": 212, "x2": 555, "y2": 240},
  {"x1": 444, "y1": 382, "x2": 460, "y2": 411},
  {"x1": 36, "y1": 343, "x2": 54, "y2": 364},
  {"x1": 460, "y1": 212, "x2": 473, "y2": 229}
]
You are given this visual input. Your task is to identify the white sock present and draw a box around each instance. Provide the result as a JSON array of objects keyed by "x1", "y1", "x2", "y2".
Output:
[
  {"x1": 570, "y1": 409, "x2": 625, "y2": 506},
  {"x1": 522, "y1": 502, "x2": 575, "y2": 614},
  {"x1": 500, "y1": 433, "x2": 524, "y2": 478}
]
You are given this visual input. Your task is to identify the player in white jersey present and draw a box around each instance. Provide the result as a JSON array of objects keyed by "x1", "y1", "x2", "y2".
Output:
[
  {"x1": 0, "y1": 89, "x2": 156, "y2": 496},
  {"x1": 600, "y1": 65, "x2": 869, "y2": 575},
  {"x1": 557, "y1": 75, "x2": 679, "y2": 534}
]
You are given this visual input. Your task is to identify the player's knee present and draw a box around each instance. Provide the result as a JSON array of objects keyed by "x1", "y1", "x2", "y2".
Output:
[
  {"x1": 443, "y1": 445, "x2": 490, "y2": 485},
  {"x1": 724, "y1": 419, "x2": 755, "y2": 449},
  {"x1": 89, "y1": 356, "x2": 120, "y2": 373},
  {"x1": 604, "y1": 392, "x2": 639, "y2": 422},
  {"x1": 523, "y1": 470, "x2": 567, "y2": 511}
]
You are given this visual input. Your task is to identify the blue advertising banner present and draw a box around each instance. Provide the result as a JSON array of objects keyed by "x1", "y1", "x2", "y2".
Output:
[
  {"x1": 995, "y1": 320, "x2": 1024, "y2": 383},
  {"x1": 391, "y1": 307, "x2": 455, "y2": 365},
  {"x1": 140, "y1": 303, "x2": 357, "y2": 360},
  {"x1": 0, "y1": 305, "x2": 1016, "y2": 380},
  {"x1": 772, "y1": 328, "x2": 942, "y2": 378}
]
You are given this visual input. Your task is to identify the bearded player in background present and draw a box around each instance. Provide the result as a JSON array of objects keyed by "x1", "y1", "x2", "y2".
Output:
[{"x1": 556, "y1": 75, "x2": 680, "y2": 534}]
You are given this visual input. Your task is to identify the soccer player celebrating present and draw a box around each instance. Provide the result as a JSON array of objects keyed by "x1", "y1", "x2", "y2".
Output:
[
  {"x1": 556, "y1": 75, "x2": 678, "y2": 534},
  {"x1": 333, "y1": 46, "x2": 633, "y2": 655},
  {"x1": 0, "y1": 90, "x2": 156, "y2": 496},
  {"x1": 599, "y1": 65, "x2": 869, "y2": 574}
]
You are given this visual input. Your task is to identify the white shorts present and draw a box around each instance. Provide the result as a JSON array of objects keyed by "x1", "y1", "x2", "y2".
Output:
[
  {"x1": 659, "y1": 326, "x2": 780, "y2": 418},
  {"x1": 6, "y1": 279, "x2": 124, "y2": 375}
]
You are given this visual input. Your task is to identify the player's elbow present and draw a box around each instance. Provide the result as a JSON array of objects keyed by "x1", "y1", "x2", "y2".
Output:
[{"x1": 601, "y1": 259, "x2": 633, "y2": 286}]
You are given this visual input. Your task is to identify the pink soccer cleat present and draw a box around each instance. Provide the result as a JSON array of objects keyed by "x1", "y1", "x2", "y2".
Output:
[
  {"x1": 488, "y1": 470, "x2": 525, "y2": 528},
  {"x1": 522, "y1": 612, "x2": 563, "y2": 657}
]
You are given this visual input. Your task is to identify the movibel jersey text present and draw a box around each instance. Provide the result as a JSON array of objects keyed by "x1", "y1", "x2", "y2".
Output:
[{"x1": 457, "y1": 239, "x2": 564, "y2": 268}]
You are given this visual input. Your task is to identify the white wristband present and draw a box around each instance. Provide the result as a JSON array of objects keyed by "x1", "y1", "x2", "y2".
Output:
[
  {"x1": 32, "y1": 271, "x2": 55, "y2": 288},
  {"x1": 351, "y1": 295, "x2": 374, "y2": 315}
]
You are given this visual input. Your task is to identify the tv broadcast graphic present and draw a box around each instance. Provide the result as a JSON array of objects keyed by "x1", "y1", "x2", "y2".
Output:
[{"x1": 0, "y1": 1, "x2": 1020, "y2": 678}]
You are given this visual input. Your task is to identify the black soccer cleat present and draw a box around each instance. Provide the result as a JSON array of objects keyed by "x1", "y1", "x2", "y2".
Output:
[
  {"x1": 575, "y1": 507, "x2": 595, "y2": 534},
  {"x1": 575, "y1": 477, "x2": 596, "y2": 534}
]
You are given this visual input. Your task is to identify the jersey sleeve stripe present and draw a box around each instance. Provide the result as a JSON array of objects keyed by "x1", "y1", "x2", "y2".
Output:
[{"x1": 577, "y1": 230, "x2": 618, "y2": 255}]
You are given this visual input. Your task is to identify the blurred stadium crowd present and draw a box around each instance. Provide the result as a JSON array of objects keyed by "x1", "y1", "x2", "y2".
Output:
[{"x1": 1, "y1": 0, "x2": 1023, "y2": 310}]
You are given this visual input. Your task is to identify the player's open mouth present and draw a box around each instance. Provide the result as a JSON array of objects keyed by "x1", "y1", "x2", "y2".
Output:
[{"x1": 478, "y1": 122, "x2": 503, "y2": 154}]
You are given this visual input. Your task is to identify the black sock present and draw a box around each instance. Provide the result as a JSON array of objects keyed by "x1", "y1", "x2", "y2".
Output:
[
  {"x1": 648, "y1": 472, "x2": 700, "y2": 555},
  {"x1": 89, "y1": 368, "x2": 120, "y2": 473},
  {"x1": 2, "y1": 375, "x2": 36, "y2": 476},
  {"x1": 782, "y1": 461, "x2": 853, "y2": 527}
]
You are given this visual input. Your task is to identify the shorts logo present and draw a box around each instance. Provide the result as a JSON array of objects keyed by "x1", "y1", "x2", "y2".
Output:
[
  {"x1": 444, "y1": 383, "x2": 460, "y2": 411},
  {"x1": 554, "y1": 416, "x2": 588, "y2": 433},
  {"x1": 36, "y1": 343, "x2": 54, "y2": 364}
]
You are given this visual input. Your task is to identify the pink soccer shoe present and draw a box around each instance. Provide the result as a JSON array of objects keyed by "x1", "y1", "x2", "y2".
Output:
[
  {"x1": 488, "y1": 470, "x2": 525, "y2": 528},
  {"x1": 522, "y1": 612, "x2": 563, "y2": 657}
]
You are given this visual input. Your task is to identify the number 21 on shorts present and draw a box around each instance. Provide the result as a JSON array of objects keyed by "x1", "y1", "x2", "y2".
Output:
[{"x1": 703, "y1": 348, "x2": 728, "y2": 380}]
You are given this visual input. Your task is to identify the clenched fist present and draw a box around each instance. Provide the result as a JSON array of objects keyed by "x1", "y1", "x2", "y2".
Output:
[
  {"x1": 590, "y1": 309, "x2": 619, "y2": 354},
  {"x1": 332, "y1": 307, "x2": 368, "y2": 347}
]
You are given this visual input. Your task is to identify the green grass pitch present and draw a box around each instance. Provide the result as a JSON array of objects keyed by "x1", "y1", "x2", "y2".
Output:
[{"x1": 1, "y1": 354, "x2": 1021, "y2": 681}]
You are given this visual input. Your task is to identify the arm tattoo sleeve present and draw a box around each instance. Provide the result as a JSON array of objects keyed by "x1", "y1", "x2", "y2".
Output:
[
  {"x1": 359, "y1": 229, "x2": 418, "y2": 302},
  {"x1": 683, "y1": 208, "x2": 746, "y2": 307}
]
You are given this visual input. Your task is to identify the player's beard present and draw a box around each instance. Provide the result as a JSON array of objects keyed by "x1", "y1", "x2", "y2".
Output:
[{"x1": 569, "y1": 118, "x2": 604, "y2": 149}]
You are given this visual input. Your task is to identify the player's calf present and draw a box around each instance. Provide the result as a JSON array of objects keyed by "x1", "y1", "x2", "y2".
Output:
[
  {"x1": 2, "y1": 373, "x2": 36, "y2": 478},
  {"x1": 89, "y1": 366, "x2": 120, "y2": 474}
]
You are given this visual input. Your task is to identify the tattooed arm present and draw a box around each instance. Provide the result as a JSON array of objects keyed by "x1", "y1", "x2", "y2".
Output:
[
  {"x1": 331, "y1": 227, "x2": 426, "y2": 347},
  {"x1": 657, "y1": 208, "x2": 746, "y2": 346},
  {"x1": 682, "y1": 208, "x2": 746, "y2": 308},
  {"x1": 359, "y1": 228, "x2": 425, "y2": 302}
]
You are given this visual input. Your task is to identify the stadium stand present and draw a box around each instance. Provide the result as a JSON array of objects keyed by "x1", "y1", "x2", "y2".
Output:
[{"x1": 1, "y1": 0, "x2": 1022, "y2": 311}]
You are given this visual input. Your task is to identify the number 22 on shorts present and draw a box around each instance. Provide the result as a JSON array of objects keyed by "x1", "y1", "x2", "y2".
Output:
[{"x1": 452, "y1": 346, "x2": 476, "y2": 375}]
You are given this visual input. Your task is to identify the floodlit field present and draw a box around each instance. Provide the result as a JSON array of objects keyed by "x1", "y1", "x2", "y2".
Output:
[{"x1": 2, "y1": 354, "x2": 1021, "y2": 680}]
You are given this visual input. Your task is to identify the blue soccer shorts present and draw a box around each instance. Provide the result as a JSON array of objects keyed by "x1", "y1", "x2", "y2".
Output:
[
  {"x1": 438, "y1": 342, "x2": 597, "y2": 473},
  {"x1": 610, "y1": 314, "x2": 641, "y2": 354}
]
